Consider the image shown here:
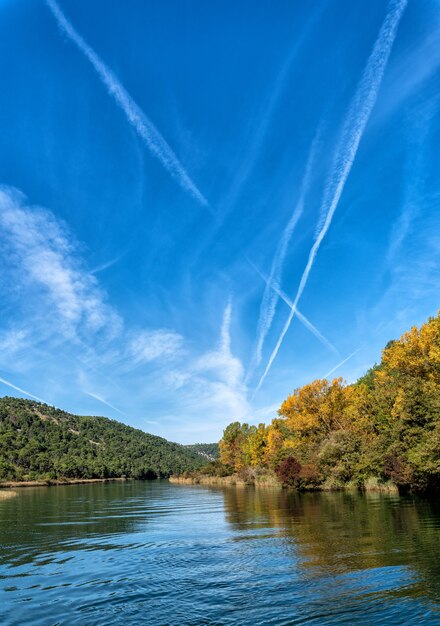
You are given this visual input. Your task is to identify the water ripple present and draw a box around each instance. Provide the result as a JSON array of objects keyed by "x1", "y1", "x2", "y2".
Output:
[{"x1": 1, "y1": 482, "x2": 440, "y2": 625}]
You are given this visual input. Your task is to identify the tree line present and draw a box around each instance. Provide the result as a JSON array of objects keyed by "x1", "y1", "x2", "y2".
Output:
[{"x1": 216, "y1": 311, "x2": 440, "y2": 493}]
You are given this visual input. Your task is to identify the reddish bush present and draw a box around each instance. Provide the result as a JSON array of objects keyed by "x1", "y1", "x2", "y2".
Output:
[
  {"x1": 383, "y1": 452, "x2": 413, "y2": 488},
  {"x1": 276, "y1": 456, "x2": 302, "y2": 487}
]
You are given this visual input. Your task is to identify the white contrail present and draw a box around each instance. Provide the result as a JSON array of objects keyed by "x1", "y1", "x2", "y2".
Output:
[
  {"x1": 45, "y1": 0, "x2": 209, "y2": 209},
  {"x1": 84, "y1": 391, "x2": 123, "y2": 415},
  {"x1": 256, "y1": 0, "x2": 408, "y2": 392},
  {"x1": 295, "y1": 310, "x2": 339, "y2": 356},
  {"x1": 249, "y1": 261, "x2": 339, "y2": 356},
  {"x1": 186, "y1": 4, "x2": 326, "y2": 267},
  {"x1": 322, "y1": 348, "x2": 361, "y2": 379},
  {"x1": 90, "y1": 253, "x2": 125, "y2": 274},
  {"x1": 221, "y1": 4, "x2": 325, "y2": 213},
  {"x1": 247, "y1": 125, "x2": 324, "y2": 381},
  {"x1": 0, "y1": 376, "x2": 47, "y2": 403}
]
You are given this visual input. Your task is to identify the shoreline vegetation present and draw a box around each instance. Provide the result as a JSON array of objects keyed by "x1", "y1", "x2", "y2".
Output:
[
  {"x1": 173, "y1": 311, "x2": 440, "y2": 495},
  {"x1": 169, "y1": 473, "x2": 399, "y2": 493},
  {"x1": 0, "y1": 477, "x2": 129, "y2": 489}
]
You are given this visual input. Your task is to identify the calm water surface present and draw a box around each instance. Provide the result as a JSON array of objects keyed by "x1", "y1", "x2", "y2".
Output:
[{"x1": 1, "y1": 481, "x2": 440, "y2": 625}]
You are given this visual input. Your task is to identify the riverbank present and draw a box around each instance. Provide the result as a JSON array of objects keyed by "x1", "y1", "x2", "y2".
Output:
[
  {"x1": 0, "y1": 477, "x2": 129, "y2": 489},
  {"x1": 169, "y1": 474, "x2": 399, "y2": 493},
  {"x1": 170, "y1": 474, "x2": 280, "y2": 488}
]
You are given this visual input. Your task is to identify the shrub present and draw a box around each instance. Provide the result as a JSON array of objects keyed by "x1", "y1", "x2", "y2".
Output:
[
  {"x1": 238, "y1": 466, "x2": 256, "y2": 484},
  {"x1": 275, "y1": 456, "x2": 302, "y2": 487},
  {"x1": 383, "y1": 451, "x2": 413, "y2": 490},
  {"x1": 298, "y1": 463, "x2": 322, "y2": 489}
]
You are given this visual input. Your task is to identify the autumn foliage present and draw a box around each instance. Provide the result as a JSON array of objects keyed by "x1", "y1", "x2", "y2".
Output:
[
  {"x1": 275, "y1": 457, "x2": 301, "y2": 487},
  {"x1": 218, "y1": 311, "x2": 440, "y2": 493}
]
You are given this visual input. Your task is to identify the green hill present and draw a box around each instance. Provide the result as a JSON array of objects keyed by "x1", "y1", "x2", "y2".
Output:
[{"x1": 0, "y1": 397, "x2": 206, "y2": 482}]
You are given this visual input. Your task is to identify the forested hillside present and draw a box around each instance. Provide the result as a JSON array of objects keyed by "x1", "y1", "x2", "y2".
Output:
[
  {"x1": 0, "y1": 398, "x2": 206, "y2": 481},
  {"x1": 216, "y1": 311, "x2": 440, "y2": 493}
]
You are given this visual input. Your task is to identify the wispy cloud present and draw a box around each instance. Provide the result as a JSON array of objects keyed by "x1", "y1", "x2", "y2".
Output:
[
  {"x1": 129, "y1": 329, "x2": 184, "y2": 364},
  {"x1": 144, "y1": 419, "x2": 160, "y2": 427},
  {"x1": 0, "y1": 376, "x2": 47, "y2": 403},
  {"x1": 0, "y1": 185, "x2": 247, "y2": 441},
  {"x1": 164, "y1": 300, "x2": 250, "y2": 432},
  {"x1": 195, "y1": 300, "x2": 244, "y2": 388},
  {"x1": 246, "y1": 401, "x2": 281, "y2": 424},
  {"x1": 386, "y1": 96, "x2": 438, "y2": 265},
  {"x1": 256, "y1": 0, "x2": 408, "y2": 392},
  {"x1": 163, "y1": 369, "x2": 192, "y2": 391},
  {"x1": 0, "y1": 329, "x2": 28, "y2": 355},
  {"x1": 377, "y1": 13, "x2": 440, "y2": 122},
  {"x1": 374, "y1": 201, "x2": 440, "y2": 318},
  {"x1": 45, "y1": 0, "x2": 209, "y2": 209},
  {"x1": 0, "y1": 186, "x2": 121, "y2": 341}
]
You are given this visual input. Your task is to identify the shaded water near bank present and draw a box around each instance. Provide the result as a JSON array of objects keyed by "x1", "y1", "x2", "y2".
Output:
[{"x1": 1, "y1": 480, "x2": 440, "y2": 624}]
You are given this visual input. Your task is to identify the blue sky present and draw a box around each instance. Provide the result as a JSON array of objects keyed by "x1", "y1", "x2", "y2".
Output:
[{"x1": 0, "y1": 0, "x2": 439, "y2": 443}]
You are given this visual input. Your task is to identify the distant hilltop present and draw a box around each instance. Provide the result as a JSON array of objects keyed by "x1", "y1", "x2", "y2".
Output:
[{"x1": 183, "y1": 443, "x2": 220, "y2": 462}]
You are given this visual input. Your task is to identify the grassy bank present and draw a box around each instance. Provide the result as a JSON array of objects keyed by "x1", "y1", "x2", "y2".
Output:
[
  {"x1": 0, "y1": 477, "x2": 129, "y2": 489},
  {"x1": 170, "y1": 473, "x2": 279, "y2": 488},
  {"x1": 169, "y1": 473, "x2": 399, "y2": 493}
]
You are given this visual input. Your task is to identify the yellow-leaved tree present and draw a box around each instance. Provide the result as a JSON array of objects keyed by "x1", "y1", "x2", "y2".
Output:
[
  {"x1": 279, "y1": 378, "x2": 346, "y2": 435},
  {"x1": 247, "y1": 423, "x2": 268, "y2": 467}
]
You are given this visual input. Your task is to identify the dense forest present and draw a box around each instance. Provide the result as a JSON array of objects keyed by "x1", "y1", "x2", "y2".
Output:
[
  {"x1": 0, "y1": 398, "x2": 206, "y2": 481},
  {"x1": 213, "y1": 311, "x2": 440, "y2": 493}
]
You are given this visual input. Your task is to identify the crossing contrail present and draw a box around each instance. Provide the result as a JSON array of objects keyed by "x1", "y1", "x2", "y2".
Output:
[
  {"x1": 249, "y1": 261, "x2": 339, "y2": 356},
  {"x1": 46, "y1": 0, "x2": 209, "y2": 209},
  {"x1": 256, "y1": 0, "x2": 408, "y2": 392},
  {"x1": 295, "y1": 310, "x2": 339, "y2": 356},
  {"x1": 247, "y1": 125, "x2": 324, "y2": 381}
]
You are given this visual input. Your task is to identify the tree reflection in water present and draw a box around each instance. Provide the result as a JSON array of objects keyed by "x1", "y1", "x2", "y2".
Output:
[{"x1": 220, "y1": 485, "x2": 440, "y2": 601}]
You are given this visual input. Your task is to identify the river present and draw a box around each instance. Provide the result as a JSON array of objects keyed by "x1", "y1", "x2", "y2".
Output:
[{"x1": 1, "y1": 481, "x2": 440, "y2": 624}]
